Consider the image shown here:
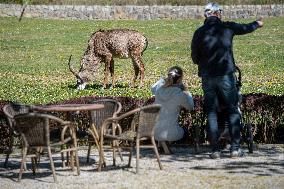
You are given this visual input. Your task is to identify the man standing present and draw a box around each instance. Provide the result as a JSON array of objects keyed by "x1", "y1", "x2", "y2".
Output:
[{"x1": 191, "y1": 2, "x2": 263, "y2": 158}]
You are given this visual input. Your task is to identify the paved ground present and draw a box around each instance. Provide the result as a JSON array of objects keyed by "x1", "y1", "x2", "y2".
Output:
[{"x1": 0, "y1": 144, "x2": 284, "y2": 189}]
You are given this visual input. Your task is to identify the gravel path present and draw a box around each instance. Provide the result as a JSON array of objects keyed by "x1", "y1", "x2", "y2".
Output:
[{"x1": 1, "y1": 144, "x2": 283, "y2": 189}]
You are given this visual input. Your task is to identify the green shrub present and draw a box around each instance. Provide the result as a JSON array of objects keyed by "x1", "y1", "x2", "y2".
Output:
[{"x1": 1, "y1": 94, "x2": 283, "y2": 153}]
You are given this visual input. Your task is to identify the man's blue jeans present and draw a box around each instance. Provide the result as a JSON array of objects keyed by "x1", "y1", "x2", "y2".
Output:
[{"x1": 202, "y1": 74, "x2": 241, "y2": 152}]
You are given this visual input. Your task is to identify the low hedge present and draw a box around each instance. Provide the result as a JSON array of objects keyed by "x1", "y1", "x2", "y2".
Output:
[{"x1": 0, "y1": 93, "x2": 283, "y2": 153}]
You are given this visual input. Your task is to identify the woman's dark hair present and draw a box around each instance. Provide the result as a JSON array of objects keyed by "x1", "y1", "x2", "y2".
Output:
[{"x1": 164, "y1": 66, "x2": 183, "y2": 87}]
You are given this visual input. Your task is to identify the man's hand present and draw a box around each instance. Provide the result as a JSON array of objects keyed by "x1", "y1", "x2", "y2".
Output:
[{"x1": 256, "y1": 17, "x2": 264, "y2": 27}]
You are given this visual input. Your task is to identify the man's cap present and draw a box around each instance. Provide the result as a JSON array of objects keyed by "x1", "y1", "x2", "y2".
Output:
[{"x1": 204, "y1": 2, "x2": 222, "y2": 16}]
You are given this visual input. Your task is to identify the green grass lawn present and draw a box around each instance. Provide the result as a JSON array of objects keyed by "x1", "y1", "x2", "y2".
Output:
[{"x1": 0, "y1": 17, "x2": 283, "y2": 104}]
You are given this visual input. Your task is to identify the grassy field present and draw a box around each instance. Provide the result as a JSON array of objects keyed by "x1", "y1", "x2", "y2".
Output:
[{"x1": 0, "y1": 17, "x2": 283, "y2": 104}]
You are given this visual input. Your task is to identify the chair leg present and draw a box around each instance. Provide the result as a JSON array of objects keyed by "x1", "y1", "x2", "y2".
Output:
[
  {"x1": 32, "y1": 148, "x2": 41, "y2": 173},
  {"x1": 128, "y1": 142, "x2": 134, "y2": 167},
  {"x1": 113, "y1": 141, "x2": 123, "y2": 162},
  {"x1": 112, "y1": 141, "x2": 116, "y2": 166},
  {"x1": 5, "y1": 135, "x2": 14, "y2": 168},
  {"x1": 61, "y1": 150, "x2": 65, "y2": 168},
  {"x1": 117, "y1": 147, "x2": 124, "y2": 162},
  {"x1": 87, "y1": 142, "x2": 92, "y2": 163},
  {"x1": 67, "y1": 151, "x2": 70, "y2": 166},
  {"x1": 37, "y1": 147, "x2": 43, "y2": 167},
  {"x1": 70, "y1": 151, "x2": 75, "y2": 171},
  {"x1": 4, "y1": 153, "x2": 10, "y2": 168},
  {"x1": 71, "y1": 131, "x2": 80, "y2": 176},
  {"x1": 74, "y1": 149, "x2": 80, "y2": 176},
  {"x1": 19, "y1": 147, "x2": 27, "y2": 181},
  {"x1": 136, "y1": 139, "x2": 140, "y2": 174},
  {"x1": 89, "y1": 127, "x2": 106, "y2": 168},
  {"x1": 152, "y1": 138, "x2": 163, "y2": 170},
  {"x1": 98, "y1": 139, "x2": 104, "y2": 172},
  {"x1": 34, "y1": 155, "x2": 39, "y2": 172},
  {"x1": 47, "y1": 147, "x2": 57, "y2": 183},
  {"x1": 31, "y1": 157, "x2": 36, "y2": 175},
  {"x1": 21, "y1": 147, "x2": 27, "y2": 171}
]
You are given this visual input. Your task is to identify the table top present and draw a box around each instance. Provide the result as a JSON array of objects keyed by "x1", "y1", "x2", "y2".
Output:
[{"x1": 32, "y1": 103, "x2": 105, "y2": 112}]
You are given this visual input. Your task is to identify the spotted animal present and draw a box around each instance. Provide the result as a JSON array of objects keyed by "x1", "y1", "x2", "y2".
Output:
[{"x1": 68, "y1": 29, "x2": 148, "y2": 89}]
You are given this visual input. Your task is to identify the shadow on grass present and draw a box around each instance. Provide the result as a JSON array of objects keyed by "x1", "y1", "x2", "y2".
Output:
[{"x1": 67, "y1": 83, "x2": 130, "y2": 90}]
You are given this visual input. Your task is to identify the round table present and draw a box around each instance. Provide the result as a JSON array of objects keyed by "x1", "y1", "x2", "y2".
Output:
[{"x1": 32, "y1": 103, "x2": 104, "y2": 112}]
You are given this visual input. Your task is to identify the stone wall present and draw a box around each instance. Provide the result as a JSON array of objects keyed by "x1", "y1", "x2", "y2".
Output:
[{"x1": 0, "y1": 4, "x2": 283, "y2": 20}]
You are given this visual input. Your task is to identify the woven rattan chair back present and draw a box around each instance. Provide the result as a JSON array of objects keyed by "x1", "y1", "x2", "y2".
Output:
[
  {"x1": 14, "y1": 113, "x2": 50, "y2": 147},
  {"x1": 14, "y1": 112, "x2": 80, "y2": 182},
  {"x1": 98, "y1": 104, "x2": 163, "y2": 173},
  {"x1": 90, "y1": 99, "x2": 122, "y2": 132},
  {"x1": 87, "y1": 99, "x2": 122, "y2": 163},
  {"x1": 3, "y1": 103, "x2": 30, "y2": 130},
  {"x1": 138, "y1": 105, "x2": 161, "y2": 138},
  {"x1": 2, "y1": 103, "x2": 31, "y2": 167}
]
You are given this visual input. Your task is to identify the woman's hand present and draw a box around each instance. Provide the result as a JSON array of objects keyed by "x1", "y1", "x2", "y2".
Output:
[{"x1": 183, "y1": 83, "x2": 189, "y2": 91}]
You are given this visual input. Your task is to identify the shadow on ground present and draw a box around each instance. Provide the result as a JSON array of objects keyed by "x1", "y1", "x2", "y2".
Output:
[{"x1": 0, "y1": 144, "x2": 283, "y2": 182}]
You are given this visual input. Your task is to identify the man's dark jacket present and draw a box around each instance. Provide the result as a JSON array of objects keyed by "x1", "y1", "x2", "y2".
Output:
[{"x1": 191, "y1": 16, "x2": 260, "y2": 77}]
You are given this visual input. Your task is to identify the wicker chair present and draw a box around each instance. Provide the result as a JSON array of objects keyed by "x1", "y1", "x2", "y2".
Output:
[
  {"x1": 87, "y1": 99, "x2": 122, "y2": 164},
  {"x1": 2, "y1": 103, "x2": 31, "y2": 168},
  {"x1": 98, "y1": 104, "x2": 163, "y2": 173},
  {"x1": 14, "y1": 112, "x2": 80, "y2": 182}
]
